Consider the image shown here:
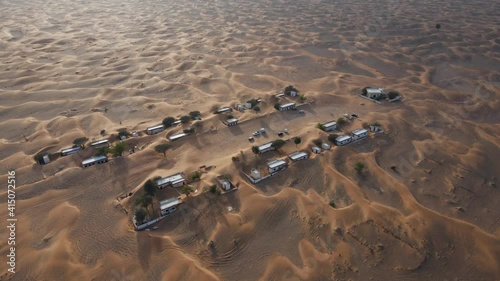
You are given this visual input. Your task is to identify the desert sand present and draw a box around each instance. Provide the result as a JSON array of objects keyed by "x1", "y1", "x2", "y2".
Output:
[{"x1": 0, "y1": 0, "x2": 499, "y2": 280}]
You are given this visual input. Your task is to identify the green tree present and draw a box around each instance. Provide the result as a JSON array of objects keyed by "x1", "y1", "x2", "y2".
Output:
[
  {"x1": 209, "y1": 184, "x2": 218, "y2": 194},
  {"x1": 142, "y1": 195, "x2": 153, "y2": 217},
  {"x1": 328, "y1": 134, "x2": 339, "y2": 143},
  {"x1": 189, "y1": 111, "x2": 201, "y2": 119},
  {"x1": 112, "y1": 141, "x2": 126, "y2": 157},
  {"x1": 337, "y1": 118, "x2": 346, "y2": 126},
  {"x1": 162, "y1": 117, "x2": 176, "y2": 127},
  {"x1": 251, "y1": 146, "x2": 259, "y2": 154},
  {"x1": 73, "y1": 137, "x2": 88, "y2": 147},
  {"x1": 271, "y1": 139, "x2": 286, "y2": 150},
  {"x1": 253, "y1": 106, "x2": 260, "y2": 113},
  {"x1": 180, "y1": 115, "x2": 191, "y2": 124},
  {"x1": 144, "y1": 179, "x2": 157, "y2": 197},
  {"x1": 191, "y1": 171, "x2": 201, "y2": 181},
  {"x1": 182, "y1": 186, "x2": 194, "y2": 197},
  {"x1": 316, "y1": 123, "x2": 326, "y2": 131},
  {"x1": 329, "y1": 199, "x2": 336, "y2": 208},
  {"x1": 154, "y1": 144, "x2": 170, "y2": 157},
  {"x1": 135, "y1": 208, "x2": 147, "y2": 224},
  {"x1": 95, "y1": 147, "x2": 109, "y2": 156},
  {"x1": 300, "y1": 94, "x2": 306, "y2": 101},
  {"x1": 294, "y1": 137, "x2": 302, "y2": 146},
  {"x1": 354, "y1": 162, "x2": 365, "y2": 174}
]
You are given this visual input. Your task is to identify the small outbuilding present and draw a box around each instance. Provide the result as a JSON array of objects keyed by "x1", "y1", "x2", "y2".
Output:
[
  {"x1": 335, "y1": 135, "x2": 352, "y2": 146},
  {"x1": 351, "y1": 128, "x2": 368, "y2": 141},
  {"x1": 257, "y1": 142, "x2": 275, "y2": 154},
  {"x1": 267, "y1": 159, "x2": 287, "y2": 173},
  {"x1": 312, "y1": 146, "x2": 322, "y2": 154},
  {"x1": 322, "y1": 121, "x2": 338, "y2": 132},
  {"x1": 279, "y1": 102, "x2": 296, "y2": 111},
  {"x1": 224, "y1": 118, "x2": 238, "y2": 127},
  {"x1": 288, "y1": 151, "x2": 308, "y2": 161},
  {"x1": 322, "y1": 142, "x2": 331, "y2": 150},
  {"x1": 159, "y1": 198, "x2": 181, "y2": 216}
]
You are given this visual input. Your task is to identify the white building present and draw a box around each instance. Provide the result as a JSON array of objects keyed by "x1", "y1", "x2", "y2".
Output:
[
  {"x1": 279, "y1": 102, "x2": 296, "y2": 111},
  {"x1": 146, "y1": 124, "x2": 165, "y2": 135},
  {"x1": 257, "y1": 142, "x2": 275, "y2": 154},
  {"x1": 365, "y1": 88, "x2": 384, "y2": 99},
  {"x1": 61, "y1": 146, "x2": 82, "y2": 156},
  {"x1": 322, "y1": 142, "x2": 331, "y2": 150},
  {"x1": 267, "y1": 159, "x2": 287, "y2": 173},
  {"x1": 156, "y1": 173, "x2": 186, "y2": 189},
  {"x1": 276, "y1": 93, "x2": 285, "y2": 99},
  {"x1": 224, "y1": 118, "x2": 238, "y2": 126},
  {"x1": 352, "y1": 128, "x2": 368, "y2": 141},
  {"x1": 90, "y1": 139, "x2": 109, "y2": 149},
  {"x1": 159, "y1": 198, "x2": 181, "y2": 216},
  {"x1": 251, "y1": 168, "x2": 261, "y2": 180},
  {"x1": 335, "y1": 135, "x2": 352, "y2": 146},
  {"x1": 168, "y1": 132, "x2": 187, "y2": 142},
  {"x1": 42, "y1": 155, "x2": 50, "y2": 164},
  {"x1": 236, "y1": 104, "x2": 245, "y2": 111},
  {"x1": 290, "y1": 90, "x2": 297, "y2": 97},
  {"x1": 216, "y1": 107, "x2": 232, "y2": 114},
  {"x1": 289, "y1": 151, "x2": 308, "y2": 161},
  {"x1": 322, "y1": 121, "x2": 338, "y2": 132},
  {"x1": 82, "y1": 155, "x2": 108, "y2": 168}
]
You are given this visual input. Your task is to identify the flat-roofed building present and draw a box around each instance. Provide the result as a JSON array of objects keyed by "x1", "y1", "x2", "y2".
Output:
[
  {"x1": 61, "y1": 146, "x2": 82, "y2": 156},
  {"x1": 216, "y1": 107, "x2": 232, "y2": 114},
  {"x1": 267, "y1": 159, "x2": 287, "y2": 173},
  {"x1": 168, "y1": 132, "x2": 187, "y2": 142},
  {"x1": 82, "y1": 155, "x2": 108, "y2": 168},
  {"x1": 365, "y1": 88, "x2": 384, "y2": 99},
  {"x1": 322, "y1": 121, "x2": 338, "y2": 132},
  {"x1": 352, "y1": 128, "x2": 368, "y2": 141},
  {"x1": 279, "y1": 102, "x2": 296, "y2": 111},
  {"x1": 156, "y1": 173, "x2": 186, "y2": 189},
  {"x1": 335, "y1": 135, "x2": 352, "y2": 146},
  {"x1": 90, "y1": 139, "x2": 109, "y2": 149},
  {"x1": 146, "y1": 124, "x2": 165, "y2": 135},
  {"x1": 257, "y1": 142, "x2": 275, "y2": 154},
  {"x1": 224, "y1": 118, "x2": 238, "y2": 127},
  {"x1": 159, "y1": 198, "x2": 181, "y2": 216},
  {"x1": 288, "y1": 151, "x2": 308, "y2": 161}
]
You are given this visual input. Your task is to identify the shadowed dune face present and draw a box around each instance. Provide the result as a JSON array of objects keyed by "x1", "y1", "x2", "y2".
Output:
[{"x1": 0, "y1": 0, "x2": 499, "y2": 280}]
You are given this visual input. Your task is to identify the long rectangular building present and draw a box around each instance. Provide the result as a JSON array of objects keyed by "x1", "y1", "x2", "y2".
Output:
[
  {"x1": 146, "y1": 124, "x2": 165, "y2": 135},
  {"x1": 90, "y1": 139, "x2": 109, "y2": 149},
  {"x1": 82, "y1": 155, "x2": 108, "y2": 168},
  {"x1": 156, "y1": 173, "x2": 186, "y2": 189},
  {"x1": 61, "y1": 146, "x2": 82, "y2": 156}
]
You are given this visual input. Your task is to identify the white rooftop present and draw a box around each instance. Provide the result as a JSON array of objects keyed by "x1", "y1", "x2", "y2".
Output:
[
  {"x1": 289, "y1": 151, "x2": 308, "y2": 160},
  {"x1": 226, "y1": 118, "x2": 238, "y2": 123},
  {"x1": 336, "y1": 135, "x2": 352, "y2": 142},
  {"x1": 258, "y1": 142, "x2": 273, "y2": 150},
  {"x1": 61, "y1": 146, "x2": 81, "y2": 153},
  {"x1": 268, "y1": 159, "x2": 287, "y2": 169},
  {"x1": 156, "y1": 173, "x2": 185, "y2": 186},
  {"x1": 169, "y1": 133, "x2": 187, "y2": 141},
  {"x1": 352, "y1": 128, "x2": 368, "y2": 135},
  {"x1": 366, "y1": 88, "x2": 384, "y2": 94},
  {"x1": 90, "y1": 139, "x2": 109, "y2": 145},
  {"x1": 280, "y1": 102, "x2": 296, "y2": 108},
  {"x1": 82, "y1": 155, "x2": 107, "y2": 165},
  {"x1": 323, "y1": 121, "x2": 337, "y2": 127},
  {"x1": 160, "y1": 198, "x2": 180, "y2": 210},
  {"x1": 147, "y1": 124, "x2": 164, "y2": 130}
]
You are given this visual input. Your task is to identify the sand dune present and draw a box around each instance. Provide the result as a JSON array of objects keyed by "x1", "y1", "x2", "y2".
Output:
[{"x1": 0, "y1": 0, "x2": 499, "y2": 280}]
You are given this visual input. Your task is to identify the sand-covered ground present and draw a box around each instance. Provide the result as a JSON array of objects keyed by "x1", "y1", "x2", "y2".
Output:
[{"x1": 0, "y1": 0, "x2": 499, "y2": 280}]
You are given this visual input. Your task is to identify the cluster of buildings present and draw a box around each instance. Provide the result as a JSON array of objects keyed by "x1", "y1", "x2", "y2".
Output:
[
  {"x1": 244, "y1": 150, "x2": 309, "y2": 184},
  {"x1": 334, "y1": 128, "x2": 369, "y2": 146}
]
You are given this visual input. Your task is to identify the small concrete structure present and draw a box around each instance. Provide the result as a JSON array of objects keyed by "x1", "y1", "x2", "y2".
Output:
[
  {"x1": 159, "y1": 198, "x2": 181, "y2": 216},
  {"x1": 146, "y1": 124, "x2": 165, "y2": 135},
  {"x1": 289, "y1": 151, "x2": 308, "y2": 161},
  {"x1": 224, "y1": 118, "x2": 238, "y2": 127},
  {"x1": 245, "y1": 103, "x2": 252, "y2": 109},
  {"x1": 216, "y1": 107, "x2": 232, "y2": 114},
  {"x1": 352, "y1": 128, "x2": 368, "y2": 141},
  {"x1": 279, "y1": 102, "x2": 296, "y2": 111},
  {"x1": 365, "y1": 88, "x2": 385, "y2": 99},
  {"x1": 61, "y1": 146, "x2": 82, "y2": 156},
  {"x1": 312, "y1": 146, "x2": 322, "y2": 154},
  {"x1": 156, "y1": 173, "x2": 186, "y2": 189},
  {"x1": 236, "y1": 104, "x2": 245, "y2": 111},
  {"x1": 251, "y1": 168, "x2": 261, "y2": 180},
  {"x1": 82, "y1": 155, "x2": 108, "y2": 168},
  {"x1": 216, "y1": 175, "x2": 238, "y2": 193},
  {"x1": 42, "y1": 155, "x2": 50, "y2": 164},
  {"x1": 267, "y1": 159, "x2": 287, "y2": 173},
  {"x1": 257, "y1": 142, "x2": 275, "y2": 154},
  {"x1": 90, "y1": 139, "x2": 109, "y2": 149},
  {"x1": 335, "y1": 135, "x2": 352, "y2": 146},
  {"x1": 322, "y1": 142, "x2": 331, "y2": 150},
  {"x1": 322, "y1": 121, "x2": 338, "y2": 132},
  {"x1": 168, "y1": 132, "x2": 187, "y2": 142},
  {"x1": 290, "y1": 91, "x2": 297, "y2": 97}
]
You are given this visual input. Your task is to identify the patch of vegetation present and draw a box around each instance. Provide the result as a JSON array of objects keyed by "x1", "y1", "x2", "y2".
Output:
[
  {"x1": 182, "y1": 186, "x2": 194, "y2": 196},
  {"x1": 271, "y1": 139, "x2": 286, "y2": 150},
  {"x1": 135, "y1": 208, "x2": 147, "y2": 224},
  {"x1": 354, "y1": 162, "x2": 365, "y2": 174},
  {"x1": 95, "y1": 147, "x2": 109, "y2": 156},
  {"x1": 111, "y1": 141, "x2": 126, "y2": 157},
  {"x1": 253, "y1": 105, "x2": 260, "y2": 112},
  {"x1": 316, "y1": 123, "x2": 326, "y2": 131},
  {"x1": 294, "y1": 137, "x2": 302, "y2": 146},
  {"x1": 231, "y1": 156, "x2": 239, "y2": 162},
  {"x1": 284, "y1": 85, "x2": 298, "y2": 95},
  {"x1": 246, "y1": 98, "x2": 259, "y2": 108},
  {"x1": 183, "y1": 128, "x2": 195, "y2": 134},
  {"x1": 144, "y1": 179, "x2": 157, "y2": 197},
  {"x1": 189, "y1": 111, "x2": 201, "y2": 119},
  {"x1": 100, "y1": 129, "x2": 106, "y2": 135},
  {"x1": 180, "y1": 115, "x2": 191, "y2": 124},
  {"x1": 154, "y1": 144, "x2": 170, "y2": 157},
  {"x1": 191, "y1": 171, "x2": 201, "y2": 181},
  {"x1": 337, "y1": 117, "x2": 346, "y2": 126},
  {"x1": 251, "y1": 146, "x2": 259, "y2": 154},
  {"x1": 328, "y1": 134, "x2": 339, "y2": 143},
  {"x1": 388, "y1": 91, "x2": 400, "y2": 99},
  {"x1": 162, "y1": 117, "x2": 176, "y2": 127},
  {"x1": 300, "y1": 94, "x2": 306, "y2": 101},
  {"x1": 274, "y1": 102, "x2": 281, "y2": 111},
  {"x1": 73, "y1": 137, "x2": 88, "y2": 147},
  {"x1": 209, "y1": 184, "x2": 218, "y2": 194},
  {"x1": 329, "y1": 199, "x2": 336, "y2": 208},
  {"x1": 227, "y1": 114, "x2": 234, "y2": 119}
]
